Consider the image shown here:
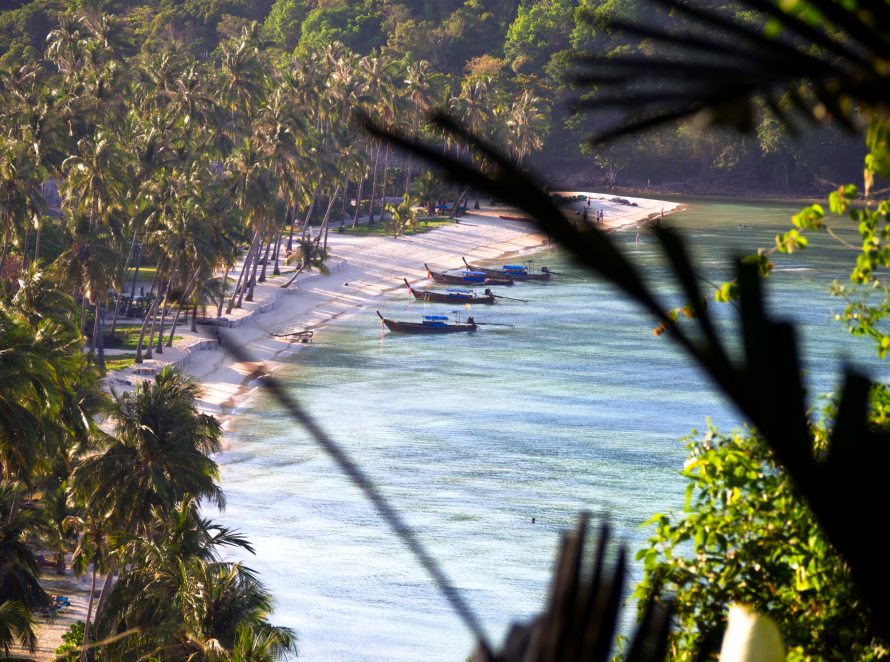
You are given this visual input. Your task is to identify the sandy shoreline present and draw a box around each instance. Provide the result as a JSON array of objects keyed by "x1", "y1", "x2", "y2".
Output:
[{"x1": 104, "y1": 192, "x2": 680, "y2": 434}]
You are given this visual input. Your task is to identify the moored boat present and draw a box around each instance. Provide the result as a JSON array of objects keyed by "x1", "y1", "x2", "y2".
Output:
[
  {"x1": 403, "y1": 279, "x2": 495, "y2": 304},
  {"x1": 377, "y1": 310, "x2": 476, "y2": 333},
  {"x1": 424, "y1": 263, "x2": 514, "y2": 286},
  {"x1": 461, "y1": 257, "x2": 553, "y2": 281}
]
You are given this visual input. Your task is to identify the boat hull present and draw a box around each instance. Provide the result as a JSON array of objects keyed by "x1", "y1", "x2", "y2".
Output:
[
  {"x1": 464, "y1": 263, "x2": 552, "y2": 281},
  {"x1": 409, "y1": 289, "x2": 495, "y2": 304},
  {"x1": 428, "y1": 271, "x2": 514, "y2": 286},
  {"x1": 382, "y1": 319, "x2": 476, "y2": 333}
]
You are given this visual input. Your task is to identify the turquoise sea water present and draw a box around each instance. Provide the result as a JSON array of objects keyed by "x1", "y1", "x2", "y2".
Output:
[{"x1": 212, "y1": 197, "x2": 880, "y2": 662}]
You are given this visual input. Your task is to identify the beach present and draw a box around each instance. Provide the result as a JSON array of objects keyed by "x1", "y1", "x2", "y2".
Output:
[{"x1": 107, "y1": 192, "x2": 679, "y2": 426}]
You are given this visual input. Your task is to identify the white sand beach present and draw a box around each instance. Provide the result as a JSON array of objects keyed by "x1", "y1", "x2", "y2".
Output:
[{"x1": 104, "y1": 192, "x2": 679, "y2": 426}]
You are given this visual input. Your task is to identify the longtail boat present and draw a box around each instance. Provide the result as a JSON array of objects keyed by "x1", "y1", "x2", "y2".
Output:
[
  {"x1": 403, "y1": 279, "x2": 495, "y2": 304},
  {"x1": 461, "y1": 257, "x2": 553, "y2": 281},
  {"x1": 424, "y1": 263, "x2": 514, "y2": 286},
  {"x1": 377, "y1": 310, "x2": 476, "y2": 333}
]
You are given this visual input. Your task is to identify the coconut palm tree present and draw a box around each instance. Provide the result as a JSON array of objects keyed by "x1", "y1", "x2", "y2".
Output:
[
  {"x1": 37, "y1": 480, "x2": 79, "y2": 575},
  {"x1": 507, "y1": 92, "x2": 549, "y2": 168},
  {"x1": 62, "y1": 130, "x2": 130, "y2": 230},
  {"x1": 73, "y1": 368, "x2": 224, "y2": 534},
  {"x1": 0, "y1": 140, "x2": 47, "y2": 277},
  {"x1": 0, "y1": 600, "x2": 37, "y2": 657},
  {"x1": 410, "y1": 172, "x2": 447, "y2": 216},
  {"x1": 69, "y1": 505, "x2": 114, "y2": 662},
  {"x1": 402, "y1": 60, "x2": 438, "y2": 195}
]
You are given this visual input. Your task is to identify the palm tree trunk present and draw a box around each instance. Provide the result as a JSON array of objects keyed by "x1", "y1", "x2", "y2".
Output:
[
  {"x1": 33, "y1": 222, "x2": 42, "y2": 263},
  {"x1": 406, "y1": 105, "x2": 419, "y2": 197},
  {"x1": 245, "y1": 223, "x2": 268, "y2": 302},
  {"x1": 489, "y1": 163, "x2": 498, "y2": 205},
  {"x1": 81, "y1": 560, "x2": 98, "y2": 662},
  {"x1": 154, "y1": 257, "x2": 180, "y2": 354},
  {"x1": 22, "y1": 222, "x2": 31, "y2": 271},
  {"x1": 134, "y1": 293, "x2": 158, "y2": 364},
  {"x1": 144, "y1": 280, "x2": 163, "y2": 360},
  {"x1": 126, "y1": 246, "x2": 144, "y2": 318},
  {"x1": 285, "y1": 205, "x2": 297, "y2": 252},
  {"x1": 351, "y1": 177, "x2": 364, "y2": 229},
  {"x1": 216, "y1": 266, "x2": 230, "y2": 319},
  {"x1": 449, "y1": 186, "x2": 470, "y2": 220},
  {"x1": 227, "y1": 227, "x2": 260, "y2": 314},
  {"x1": 80, "y1": 294, "x2": 88, "y2": 336},
  {"x1": 110, "y1": 227, "x2": 141, "y2": 335},
  {"x1": 191, "y1": 302, "x2": 199, "y2": 332},
  {"x1": 92, "y1": 564, "x2": 116, "y2": 639},
  {"x1": 281, "y1": 261, "x2": 310, "y2": 289},
  {"x1": 167, "y1": 268, "x2": 199, "y2": 346},
  {"x1": 0, "y1": 205, "x2": 11, "y2": 278},
  {"x1": 258, "y1": 229, "x2": 275, "y2": 283},
  {"x1": 97, "y1": 304, "x2": 106, "y2": 369},
  {"x1": 299, "y1": 179, "x2": 322, "y2": 242},
  {"x1": 272, "y1": 215, "x2": 285, "y2": 275},
  {"x1": 368, "y1": 141, "x2": 382, "y2": 224},
  {"x1": 382, "y1": 144, "x2": 391, "y2": 210},
  {"x1": 240, "y1": 224, "x2": 265, "y2": 306},
  {"x1": 90, "y1": 299, "x2": 100, "y2": 354},
  {"x1": 322, "y1": 185, "x2": 341, "y2": 253}
]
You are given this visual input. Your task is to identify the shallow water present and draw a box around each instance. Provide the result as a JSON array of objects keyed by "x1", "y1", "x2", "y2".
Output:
[{"x1": 211, "y1": 197, "x2": 879, "y2": 662}]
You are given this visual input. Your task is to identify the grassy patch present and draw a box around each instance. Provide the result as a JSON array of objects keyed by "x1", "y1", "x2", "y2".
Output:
[
  {"x1": 106, "y1": 330, "x2": 183, "y2": 351},
  {"x1": 105, "y1": 353, "x2": 136, "y2": 371},
  {"x1": 124, "y1": 264, "x2": 157, "y2": 282},
  {"x1": 342, "y1": 218, "x2": 455, "y2": 237}
]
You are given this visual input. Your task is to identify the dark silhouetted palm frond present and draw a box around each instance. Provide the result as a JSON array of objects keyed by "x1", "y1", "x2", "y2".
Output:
[{"x1": 569, "y1": 0, "x2": 890, "y2": 144}]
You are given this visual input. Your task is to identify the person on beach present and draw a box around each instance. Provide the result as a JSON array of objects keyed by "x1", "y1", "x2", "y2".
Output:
[
  {"x1": 636, "y1": 233, "x2": 641, "y2": 244},
  {"x1": 583, "y1": 208, "x2": 588, "y2": 222}
]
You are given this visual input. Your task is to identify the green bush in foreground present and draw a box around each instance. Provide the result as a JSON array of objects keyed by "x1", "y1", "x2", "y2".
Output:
[
  {"x1": 632, "y1": 404, "x2": 890, "y2": 662},
  {"x1": 54, "y1": 621, "x2": 84, "y2": 659}
]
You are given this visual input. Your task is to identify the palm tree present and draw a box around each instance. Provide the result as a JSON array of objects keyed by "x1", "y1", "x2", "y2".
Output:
[
  {"x1": 410, "y1": 172, "x2": 446, "y2": 216},
  {"x1": 54, "y1": 214, "x2": 122, "y2": 358},
  {"x1": 507, "y1": 92, "x2": 549, "y2": 168},
  {"x1": 69, "y1": 506, "x2": 114, "y2": 662},
  {"x1": 0, "y1": 600, "x2": 37, "y2": 657},
  {"x1": 0, "y1": 140, "x2": 47, "y2": 277},
  {"x1": 0, "y1": 484, "x2": 49, "y2": 612},
  {"x1": 73, "y1": 368, "x2": 224, "y2": 534},
  {"x1": 62, "y1": 131, "x2": 130, "y2": 230},
  {"x1": 402, "y1": 60, "x2": 438, "y2": 195},
  {"x1": 38, "y1": 480, "x2": 79, "y2": 575}
]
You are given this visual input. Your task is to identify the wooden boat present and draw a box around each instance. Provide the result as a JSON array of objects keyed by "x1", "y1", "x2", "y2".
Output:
[
  {"x1": 403, "y1": 279, "x2": 495, "y2": 304},
  {"x1": 499, "y1": 215, "x2": 534, "y2": 222},
  {"x1": 424, "y1": 264, "x2": 514, "y2": 286},
  {"x1": 461, "y1": 258, "x2": 553, "y2": 281},
  {"x1": 377, "y1": 310, "x2": 476, "y2": 333}
]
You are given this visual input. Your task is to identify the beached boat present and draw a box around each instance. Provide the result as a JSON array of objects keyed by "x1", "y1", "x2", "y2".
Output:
[
  {"x1": 403, "y1": 279, "x2": 495, "y2": 304},
  {"x1": 461, "y1": 258, "x2": 553, "y2": 281},
  {"x1": 377, "y1": 310, "x2": 477, "y2": 333},
  {"x1": 424, "y1": 264, "x2": 514, "y2": 286}
]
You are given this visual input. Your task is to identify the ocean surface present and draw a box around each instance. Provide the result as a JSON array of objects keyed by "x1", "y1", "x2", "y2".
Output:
[{"x1": 210, "y1": 196, "x2": 880, "y2": 662}]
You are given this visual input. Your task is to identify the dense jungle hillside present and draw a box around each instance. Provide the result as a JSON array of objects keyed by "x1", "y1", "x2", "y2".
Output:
[{"x1": 0, "y1": 0, "x2": 870, "y2": 196}]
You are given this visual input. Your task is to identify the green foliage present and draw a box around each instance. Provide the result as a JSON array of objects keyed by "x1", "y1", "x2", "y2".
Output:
[
  {"x1": 504, "y1": 0, "x2": 574, "y2": 71},
  {"x1": 633, "y1": 421, "x2": 888, "y2": 662},
  {"x1": 263, "y1": 0, "x2": 308, "y2": 51},
  {"x1": 54, "y1": 621, "x2": 85, "y2": 659},
  {"x1": 298, "y1": 0, "x2": 384, "y2": 54}
]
